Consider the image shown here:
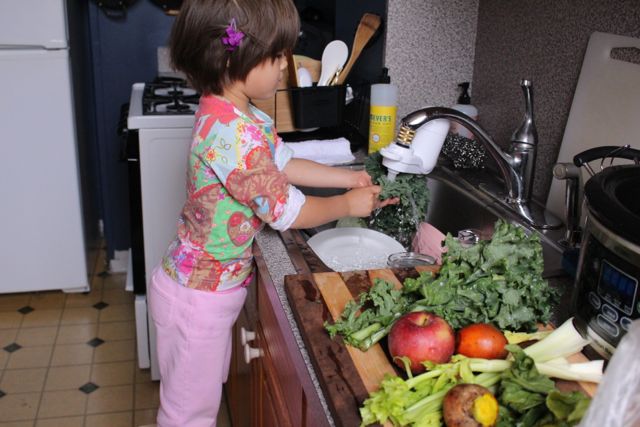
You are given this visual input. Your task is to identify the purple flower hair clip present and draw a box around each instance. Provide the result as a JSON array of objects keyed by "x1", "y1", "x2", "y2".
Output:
[{"x1": 221, "y1": 18, "x2": 245, "y2": 52}]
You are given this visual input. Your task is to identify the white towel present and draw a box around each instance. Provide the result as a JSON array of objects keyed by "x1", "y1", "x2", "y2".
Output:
[{"x1": 285, "y1": 138, "x2": 355, "y2": 165}]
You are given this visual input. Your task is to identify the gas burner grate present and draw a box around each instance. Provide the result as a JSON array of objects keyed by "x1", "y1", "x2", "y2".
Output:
[{"x1": 142, "y1": 77, "x2": 200, "y2": 115}]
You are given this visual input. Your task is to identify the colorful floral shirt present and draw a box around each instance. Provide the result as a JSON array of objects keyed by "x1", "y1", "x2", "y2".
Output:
[{"x1": 161, "y1": 95, "x2": 304, "y2": 292}]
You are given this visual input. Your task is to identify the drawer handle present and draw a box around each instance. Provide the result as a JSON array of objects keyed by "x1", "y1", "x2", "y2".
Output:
[
  {"x1": 244, "y1": 343, "x2": 264, "y2": 364},
  {"x1": 240, "y1": 327, "x2": 256, "y2": 346}
]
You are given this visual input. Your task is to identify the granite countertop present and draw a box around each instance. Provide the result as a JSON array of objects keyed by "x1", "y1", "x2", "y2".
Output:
[{"x1": 254, "y1": 228, "x2": 337, "y2": 426}]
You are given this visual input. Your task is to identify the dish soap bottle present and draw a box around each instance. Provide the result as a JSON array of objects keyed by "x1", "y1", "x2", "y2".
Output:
[
  {"x1": 368, "y1": 67, "x2": 398, "y2": 153},
  {"x1": 450, "y1": 82, "x2": 478, "y2": 139}
]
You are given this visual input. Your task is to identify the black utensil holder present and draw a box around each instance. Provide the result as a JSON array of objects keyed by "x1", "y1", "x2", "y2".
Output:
[{"x1": 289, "y1": 85, "x2": 347, "y2": 129}]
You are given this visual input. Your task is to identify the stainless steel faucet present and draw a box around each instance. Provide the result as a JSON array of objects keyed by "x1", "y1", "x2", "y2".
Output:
[{"x1": 395, "y1": 79, "x2": 561, "y2": 229}]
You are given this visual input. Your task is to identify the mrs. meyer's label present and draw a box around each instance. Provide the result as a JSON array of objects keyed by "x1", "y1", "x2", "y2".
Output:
[{"x1": 368, "y1": 105, "x2": 397, "y2": 153}]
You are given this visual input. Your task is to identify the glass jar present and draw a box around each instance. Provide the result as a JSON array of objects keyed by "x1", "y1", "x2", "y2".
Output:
[{"x1": 387, "y1": 252, "x2": 436, "y2": 268}]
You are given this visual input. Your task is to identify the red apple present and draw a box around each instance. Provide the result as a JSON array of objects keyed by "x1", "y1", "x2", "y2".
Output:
[{"x1": 388, "y1": 311, "x2": 455, "y2": 374}]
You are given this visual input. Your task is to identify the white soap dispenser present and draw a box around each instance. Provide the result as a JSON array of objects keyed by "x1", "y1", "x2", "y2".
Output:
[{"x1": 450, "y1": 82, "x2": 478, "y2": 139}]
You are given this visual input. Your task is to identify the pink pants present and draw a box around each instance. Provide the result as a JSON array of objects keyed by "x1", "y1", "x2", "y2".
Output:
[{"x1": 148, "y1": 267, "x2": 247, "y2": 427}]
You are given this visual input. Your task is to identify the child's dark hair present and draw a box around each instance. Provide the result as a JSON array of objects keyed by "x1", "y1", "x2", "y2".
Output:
[{"x1": 170, "y1": 0, "x2": 300, "y2": 95}]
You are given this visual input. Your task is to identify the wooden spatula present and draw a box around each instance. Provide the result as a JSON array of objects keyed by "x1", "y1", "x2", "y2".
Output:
[
  {"x1": 285, "y1": 50, "x2": 299, "y2": 88},
  {"x1": 336, "y1": 13, "x2": 381, "y2": 85}
]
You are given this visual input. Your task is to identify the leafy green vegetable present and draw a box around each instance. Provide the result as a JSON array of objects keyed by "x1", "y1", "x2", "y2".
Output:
[
  {"x1": 499, "y1": 345, "x2": 555, "y2": 414},
  {"x1": 546, "y1": 390, "x2": 591, "y2": 424},
  {"x1": 325, "y1": 220, "x2": 560, "y2": 352},
  {"x1": 365, "y1": 152, "x2": 430, "y2": 247},
  {"x1": 406, "y1": 219, "x2": 559, "y2": 331},
  {"x1": 359, "y1": 325, "x2": 596, "y2": 427},
  {"x1": 360, "y1": 355, "x2": 501, "y2": 427},
  {"x1": 497, "y1": 346, "x2": 591, "y2": 427},
  {"x1": 324, "y1": 278, "x2": 412, "y2": 351}
]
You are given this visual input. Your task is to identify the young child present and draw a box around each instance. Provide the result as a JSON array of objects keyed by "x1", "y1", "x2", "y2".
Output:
[{"x1": 148, "y1": 0, "x2": 398, "y2": 425}]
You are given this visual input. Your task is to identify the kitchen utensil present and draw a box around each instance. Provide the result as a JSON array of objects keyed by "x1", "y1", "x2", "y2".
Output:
[
  {"x1": 306, "y1": 227, "x2": 404, "y2": 272},
  {"x1": 317, "y1": 40, "x2": 348, "y2": 86},
  {"x1": 296, "y1": 66, "x2": 313, "y2": 87},
  {"x1": 336, "y1": 13, "x2": 381, "y2": 85},
  {"x1": 285, "y1": 50, "x2": 299, "y2": 88},
  {"x1": 546, "y1": 32, "x2": 640, "y2": 218},
  {"x1": 251, "y1": 55, "x2": 321, "y2": 132}
]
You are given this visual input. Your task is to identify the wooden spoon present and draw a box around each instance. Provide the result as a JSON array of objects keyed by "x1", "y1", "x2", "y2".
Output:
[{"x1": 336, "y1": 13, "x2": 381, "y2": 85}]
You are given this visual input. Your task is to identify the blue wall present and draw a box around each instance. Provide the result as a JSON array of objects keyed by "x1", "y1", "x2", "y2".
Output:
[
  {"x1": 87, "y1": 0, "x2": 386, "y2": 259},
  {"x1": 88, "y1": 1, "x2": 175, "y2": 258}
]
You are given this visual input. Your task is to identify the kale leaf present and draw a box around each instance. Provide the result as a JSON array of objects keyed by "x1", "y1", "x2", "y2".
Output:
[
  {"x1": 405, "y1": 219, "x2": 558, "y2": 331},
  {"x1": 364, "y1": 152, "x2": 430, "y2": 248}
]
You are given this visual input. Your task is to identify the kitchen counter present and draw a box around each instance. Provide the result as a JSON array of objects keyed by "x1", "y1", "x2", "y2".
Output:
[
  {"x1": 254, "y1": 228, "x2": 337, "y2": 426},
  {"x1": 254, "y1": 221, "x2": 581, "y2": 426}
]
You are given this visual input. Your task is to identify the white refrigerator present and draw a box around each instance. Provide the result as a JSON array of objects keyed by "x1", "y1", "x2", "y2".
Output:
[{"x1": 0, "y1": 0, "x2": 89, "y2": 293}]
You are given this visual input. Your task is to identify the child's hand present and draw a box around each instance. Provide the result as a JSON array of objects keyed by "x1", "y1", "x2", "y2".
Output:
[
  {"x1": 344, "y1": 186, "x2": 399, "y2": 217},
  {"x1": 350, "y1": 170, "x2": 374, "y2": 188}
]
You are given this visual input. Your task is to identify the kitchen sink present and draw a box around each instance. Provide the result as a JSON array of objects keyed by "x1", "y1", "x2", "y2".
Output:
[{"x1": 293, "y1": 164, "x2": 568, "y2": 277}]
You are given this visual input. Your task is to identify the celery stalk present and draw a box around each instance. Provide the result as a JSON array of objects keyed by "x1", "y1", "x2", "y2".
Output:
[
  {"x1": 536, "y1": 360, "x2": 604, "y2": 383},
  {"x1": 524, "y1": 317, "x2": 591, "y2": 362}
]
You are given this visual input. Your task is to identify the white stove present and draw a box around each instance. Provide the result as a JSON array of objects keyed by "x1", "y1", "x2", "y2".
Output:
[
  {"x1": 126, "y1": 78, "x2": 198, "y2": 380},
  {"x1": 127, "y1": 80, "x2": 198, "y2": 129}
]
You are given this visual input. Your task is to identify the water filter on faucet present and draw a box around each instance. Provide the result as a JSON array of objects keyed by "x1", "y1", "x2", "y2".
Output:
[{"x1": 380, "y1": 111, "x2": 450, "y2": 180}]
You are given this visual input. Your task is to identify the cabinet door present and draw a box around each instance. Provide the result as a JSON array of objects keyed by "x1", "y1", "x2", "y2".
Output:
[
  {"x1": 256, "y1": 276, "x2": 309, "y2": 426},
  {"x1": 256, "y1": 323, "x2": 295, "y2": 427},
  {"x1": 226, "y1": 308, "x2": 255, "y2": 427}
]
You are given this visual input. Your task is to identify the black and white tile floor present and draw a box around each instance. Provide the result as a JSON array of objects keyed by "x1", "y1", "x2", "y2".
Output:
[{"x1": 0, "y1": 245, "x2": 231, "y2": 427}]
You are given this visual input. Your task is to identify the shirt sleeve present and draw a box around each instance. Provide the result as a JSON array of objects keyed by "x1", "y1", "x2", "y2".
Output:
[
  {"x1": 269, "y1": 185, "x2": 306, "y2": 231},
  {"x1": 202, "y1": 117, "x2": 299, "y2": 226},
  {"x1": 273, "y1": 135, "x2": 293, "y2": 171}
]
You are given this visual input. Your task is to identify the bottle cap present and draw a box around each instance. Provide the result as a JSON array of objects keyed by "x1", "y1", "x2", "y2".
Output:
[
  {"x1": 457, "y1": 82, "x2": 471, "y2": 104},
  {"x1": 377, "y1": 67, "x2": 391, "y2": 84}
]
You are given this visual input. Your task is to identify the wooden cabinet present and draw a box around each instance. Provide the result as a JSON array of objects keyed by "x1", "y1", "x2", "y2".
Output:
[
  {"x1": 226, "y1": 256, "x2": 329, "y2": 427},
  {"x1": 226, "y1": 307, "x2": 257, "y2": 427}
]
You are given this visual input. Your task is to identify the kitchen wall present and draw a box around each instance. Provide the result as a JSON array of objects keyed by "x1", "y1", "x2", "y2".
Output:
[
  {"x1": 387, "y1": 0, "x2": 640, "y2": 203},
  {"x1": 473, "y1": 0, "x2": 640, "y2": 202},
  {"x1": 386, "y1": 0, "x2": 479, "y2": 116},
  {"x1": 88, "y1": 2, "x2": 175, "y2": 261}
]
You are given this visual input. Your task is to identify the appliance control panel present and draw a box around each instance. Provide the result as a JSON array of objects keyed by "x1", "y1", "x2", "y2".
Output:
[{"x1": 575, "y1": 234, "x2": 639, "y2": 355}]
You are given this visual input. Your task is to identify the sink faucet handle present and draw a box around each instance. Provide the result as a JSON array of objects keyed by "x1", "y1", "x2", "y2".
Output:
[{"x1": 511, "y1": 79, "x2": 538, "y2": 146}]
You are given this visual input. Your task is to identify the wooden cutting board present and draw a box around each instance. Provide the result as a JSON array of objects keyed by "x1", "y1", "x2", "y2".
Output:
[
  {"x1": 546, "y1": 32, "x2": 640, "y2": 218},
  {"x1": 284, "y1": 267, "x2": 596, "y2": 427}
]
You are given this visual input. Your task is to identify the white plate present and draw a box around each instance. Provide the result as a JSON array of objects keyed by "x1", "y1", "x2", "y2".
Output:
[{"x1": 307, "y1": 227, "x2": 405, "y2": 272}]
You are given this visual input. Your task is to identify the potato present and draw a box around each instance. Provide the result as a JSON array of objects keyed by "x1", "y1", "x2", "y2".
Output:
[{"x1": 443, "y1": 384, "x2": 499, "y2": 427}]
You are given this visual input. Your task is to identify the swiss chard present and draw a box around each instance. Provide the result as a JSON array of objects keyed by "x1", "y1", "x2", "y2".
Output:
[{"x1": 497, "y1": 346, "x2": 591, "y2": 427}]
